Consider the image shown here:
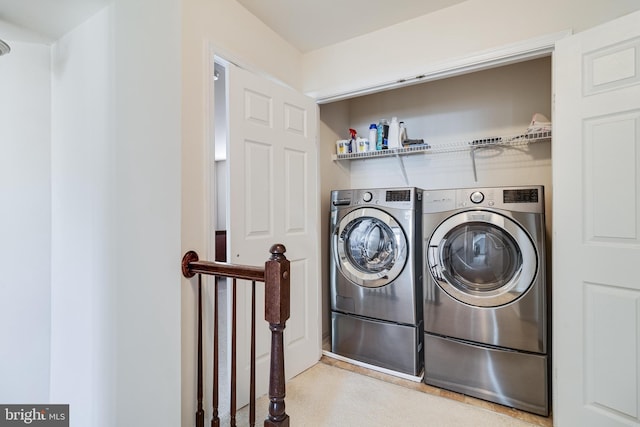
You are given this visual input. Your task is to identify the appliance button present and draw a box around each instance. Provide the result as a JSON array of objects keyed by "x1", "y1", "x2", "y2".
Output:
[
  {"x1": 470, "y1": 191, "x2": 484, "y2": 204},
  {"x1": 362, "y1": 192, "x2": 373, "y2": 203}
]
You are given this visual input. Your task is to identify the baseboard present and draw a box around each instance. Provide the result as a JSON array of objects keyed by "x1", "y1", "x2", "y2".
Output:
[{"x1": 322, "y1": 349, "x2": 424, "y2": 383}]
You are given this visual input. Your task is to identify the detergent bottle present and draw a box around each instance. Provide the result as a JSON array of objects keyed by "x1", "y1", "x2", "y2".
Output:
[{"x1": 387, "y1": 117, "x2": 400, "y2": 149}]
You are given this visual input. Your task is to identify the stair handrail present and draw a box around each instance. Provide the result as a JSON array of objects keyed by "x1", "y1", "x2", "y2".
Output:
[{"x1": 182, "y1": 243, "x2": 290, "y2": 427}]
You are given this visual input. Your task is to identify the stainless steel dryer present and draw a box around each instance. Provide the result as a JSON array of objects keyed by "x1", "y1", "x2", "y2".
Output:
[
  {"x1": 423, "y1": 186, "x2": 549, "y2": 416},
  {"x1": 331, "y1": 187, "x2": 423, "y2": 376}
]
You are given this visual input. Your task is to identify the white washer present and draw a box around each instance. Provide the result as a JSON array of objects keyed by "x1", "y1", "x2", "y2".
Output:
[
  {"x1": 423, "y1": 186, "x2": 549, "y2": 416},
  {"x1": 330, "y1": 187, "x2": 423, "y2": 375}
]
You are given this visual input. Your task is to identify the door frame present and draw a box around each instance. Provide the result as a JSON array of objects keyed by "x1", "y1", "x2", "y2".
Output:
[{"x1": 314, "y1": 31, "x2": 571, "y2": 103}]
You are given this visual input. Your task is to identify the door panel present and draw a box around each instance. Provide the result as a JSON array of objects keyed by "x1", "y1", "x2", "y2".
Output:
[
  {"x1": 284, "y1": 148, "x2": 307, "y2": 233},
  {"x1": 227, "y1": 63, "x2": 320, "y2": 407},
  {"x1": 585, "y1": 113, "x2": 639, "y2": 241},
  {"x1": 582, "y1": 37, "x2": 640, "y2": 95},
  {"x1": 584, "y1": 284, "x2": 639, "y2": 418},
  {"x1": 554, "y1": 9, "x2": 640, "y2": 426},
  {"x1": 245, "y1": 141, "x2": 273, "y2": 237}
]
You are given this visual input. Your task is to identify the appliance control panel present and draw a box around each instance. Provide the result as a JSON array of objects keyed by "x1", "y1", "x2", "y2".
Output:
[
  {"x1": 423, "y1": 190, "x2": 456, "y2": 213},
  {"x1": 331, "y1": 188, "x2": 421, "y2": 209},
  {"x1": 423, "y1": 186, "x2": 544, "y2": 213}
]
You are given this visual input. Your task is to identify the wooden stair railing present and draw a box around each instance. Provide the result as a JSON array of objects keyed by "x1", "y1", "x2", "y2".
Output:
[{"x1": 182, "y1": 244, "x2": 290, "y2": 427}]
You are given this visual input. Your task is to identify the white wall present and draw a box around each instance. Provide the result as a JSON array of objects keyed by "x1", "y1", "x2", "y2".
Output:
[
  {"x1": 51, "y1": 1, "x2": 182, "y2": 425},
  {"x1": 0, "y1": 40, "x2": 52, "y2": 403},
  {"x1": 50, "y1": 8, "x2": 114, "y2": 426},
  {"x1": 303, "y1": 0, "x2": 640, "y2": 100},
  {"x1": 112, "y1": 0, "x2": 181, "y2": 425},
  {"x1": 1, "y1": 0, "x2": 182, "y2": 425}
]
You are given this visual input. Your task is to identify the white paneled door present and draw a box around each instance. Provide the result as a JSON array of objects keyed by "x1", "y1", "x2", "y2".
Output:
[
  {"x1": 226, "y1": 63, "x2": 321, "y2": 408},
  {"x1": 554, "y1": 10, "x2": 640, "y2": 426}
]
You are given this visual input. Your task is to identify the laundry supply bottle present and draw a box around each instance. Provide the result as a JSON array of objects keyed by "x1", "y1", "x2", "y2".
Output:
[
  {"x1": 356, "y1": 137, "x2": 369, "y2": 152},
  {"x1": 376, "y1": 119, "x2": 388, "y2": 150},
  {"x1": 399, "y1": 121, "x2": 407, "y2": 146},
  {"x1": 368, "y1": 124, "x2": 378, "y2": 151},
  {"x1": 348, "y1": 128, "x2": 357, "y2": 153},
  {"x1": 387, "y1": 117, "x2": 400, "y2": 149}
]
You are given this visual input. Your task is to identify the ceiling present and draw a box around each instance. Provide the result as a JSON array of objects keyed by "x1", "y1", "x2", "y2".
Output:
[
  {"x1": 0, "y1": 0, "x2": 465, "y2": 51},
  {"x1": 0, "y1": 0, "x2": 108, "y2": 42},
  {"x1": 237, "y1": 0, "x2": 467, "y2": 52}
]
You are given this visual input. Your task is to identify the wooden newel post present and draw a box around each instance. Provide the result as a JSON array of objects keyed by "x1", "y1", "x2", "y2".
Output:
[{"x1": 264, "y1": 244, "x2": 290, "y2": 427}]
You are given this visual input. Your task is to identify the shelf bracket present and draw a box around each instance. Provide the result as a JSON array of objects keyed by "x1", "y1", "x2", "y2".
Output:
[
  {"x1": 395, "y1": 153, "x2": 410, "y2": 186},
  {"x1": 470, "y1": 147, "x2": 478, "y2": 182}
]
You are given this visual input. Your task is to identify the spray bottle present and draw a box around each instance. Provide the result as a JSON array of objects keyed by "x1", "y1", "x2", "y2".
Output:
[{"x1": 348, "y1": 128, "x2": 357, "y2": 153}]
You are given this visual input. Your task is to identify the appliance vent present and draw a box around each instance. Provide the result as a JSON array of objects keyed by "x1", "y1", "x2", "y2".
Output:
[{"x1": 386, "y1": 190, "x2": 411, "y2": 202}]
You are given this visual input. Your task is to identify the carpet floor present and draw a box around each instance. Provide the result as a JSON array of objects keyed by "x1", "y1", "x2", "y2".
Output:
[{"x1": 225, "y1": 358, "x2": 551, "y2": 427}]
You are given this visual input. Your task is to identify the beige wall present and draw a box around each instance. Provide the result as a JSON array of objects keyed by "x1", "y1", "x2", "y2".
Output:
[
  {"x1": 302, "y1": 0, "x2": 640, "y2": 99},
  {"x1": 181, "y1": 1, "x2": 303, "y2": 425},
  {"x1": 181, "y1": 0, "x2": 304, "y2": 265},
  {"x1": 181, "y1": 0, "x2": 303, "y2": 262}
]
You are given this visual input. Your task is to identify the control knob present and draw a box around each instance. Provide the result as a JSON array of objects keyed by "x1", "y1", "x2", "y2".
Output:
[{"x1": 470, "y1": 191, "x2": 484, "y2": 204}]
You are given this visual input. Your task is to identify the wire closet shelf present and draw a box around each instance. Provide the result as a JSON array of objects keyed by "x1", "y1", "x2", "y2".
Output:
[{"x1": 333, "y1": 130, "x2": 551, "y2": 160}]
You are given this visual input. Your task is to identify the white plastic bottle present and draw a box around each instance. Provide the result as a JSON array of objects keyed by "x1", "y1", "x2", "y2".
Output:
[
  {"x1": 368, "y1": 124, "x2": 378, "y2": 151},
  {"x1": 387, "y1": 117, "x2": 400, "y2": 149}
]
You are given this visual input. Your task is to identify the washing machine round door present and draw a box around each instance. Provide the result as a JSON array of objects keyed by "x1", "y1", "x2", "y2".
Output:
[
  {"x1": 427, "y1": 210, "x2": 537, "y2": 307},
  {"x1": 335, "y1": 208, "x2": 408, "y2": 288}
]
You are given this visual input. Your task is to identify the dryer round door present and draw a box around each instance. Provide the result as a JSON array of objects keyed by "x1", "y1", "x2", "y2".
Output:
[
  {"x1": 335, "y1": 207, "x2": 408, "y2": 288},
  {"x1": 427, "y1": 210, "x2": 537, "y2": 307}
]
